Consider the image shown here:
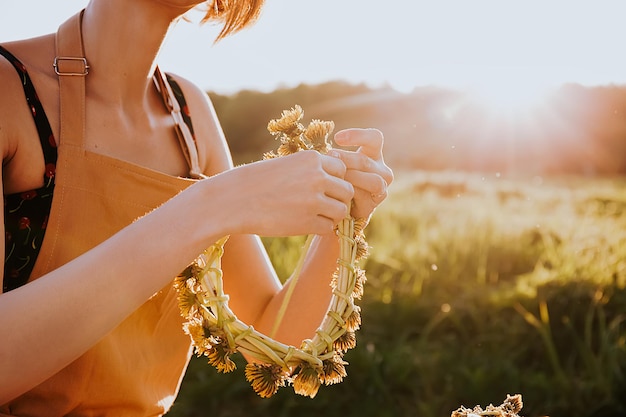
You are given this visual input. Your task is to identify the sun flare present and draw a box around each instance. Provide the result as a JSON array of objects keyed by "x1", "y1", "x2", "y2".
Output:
[{"x1": 463, "y1": 71, "x2": 556, "y2": 117}]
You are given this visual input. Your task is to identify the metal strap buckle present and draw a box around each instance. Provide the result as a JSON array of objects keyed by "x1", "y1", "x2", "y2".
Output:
[{"x1": 53, "y1": 56, "x2": 90, "y2": 76}]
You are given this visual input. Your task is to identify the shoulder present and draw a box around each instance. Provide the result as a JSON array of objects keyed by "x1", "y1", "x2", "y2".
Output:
[
  {"x1": 0, "y1": 43, "x2": 30, "y2": 162},
  {"x1": 0, "y1": 37, "x2": 57, "y2": 192},
  {"x1": 165, "y1": 72, "x2": 233, "y2": 175},
  {"x1": 0, "y1": 36, "x2": 57, "y2": 135},
  {"x1": 0, "y1": 42, "x2": 27, "y2": 112},
  {"x1": 165, "y1": 73, "x2": 219, "y2": 129}
]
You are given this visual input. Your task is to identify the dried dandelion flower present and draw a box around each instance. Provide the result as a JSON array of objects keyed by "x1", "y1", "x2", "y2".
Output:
[
  {"x1": 355, "y1": 235, "x2": 369, "y2": 260},
  {"x1": 207, "y1": 341, "x2": 237, "y2": 373},
  {"x1": 345, "y1": 305, "x2": 361, "y2": 332},
  {"x1": 450, "y1": 394, "x2": 524, "y2": 417},
  {"x1": 174, "y1": 263, "x2": 204, "y2": 295},
  {"x1": 183, "y1": 319, "x2": 215, "y2": 356},
  {"x1": 292, "y1": 363, "x2": 322, "y2": 398},
  {"x1": 320, "y1": 354, "x2": 348, "y2": 385},
  {"x1": 502, "y1": 394, "x2": 523, "y2": 414},
  {"x1": 177, "y1": 262, "x2": 203, "y2": 281},
  {"x1": 277, "y1": 139, "x2": 303, "y2": 156},
  {"x1": 333, "y1": 331, "x2": 357, "y2": 352},
  {"x1": 352, "y1": 268, "x2": 367, "y2": 300},
  {"x1": 354, "y1": 217, "x2": 368, "y2": 236},
  {"x1": 244, "y1": 363, "x2": 289, "y2": 398},
  {"x1": 263, "y1": 151, "x2": 279, "y2": 160},
  {"x1": 303, "y1": 119, "x2": 334, "y2": 153},
  {"x1": 177, "y1": 289, "x2": 199, "y2": 318},
  {"x1": 173, "y1": 274, "x2": 188, "y2": 291},
  {"x1": 267, "y1": 105, "x2": 304, "y2": 137}
]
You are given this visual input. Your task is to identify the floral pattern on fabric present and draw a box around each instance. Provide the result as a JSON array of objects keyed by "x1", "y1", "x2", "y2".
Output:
[
  {"x1": 166, "y1": 73, "x2": 197, "y2": 141},
  {"x1": 1, "y1": 45, "x2": 57, "y2": 292}
]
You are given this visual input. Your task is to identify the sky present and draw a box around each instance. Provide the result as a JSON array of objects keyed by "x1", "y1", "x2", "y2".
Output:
[{"x1": 2, "y1": 1, "x2": 626, "y2": 95}]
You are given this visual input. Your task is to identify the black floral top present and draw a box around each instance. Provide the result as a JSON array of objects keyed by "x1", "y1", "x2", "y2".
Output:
[
  {"x1": 1, "y1": 45, "x2": 195, "y2": 293},
  {"x1": 1, "y1": 45, "x2": 57, "y2": 292}
]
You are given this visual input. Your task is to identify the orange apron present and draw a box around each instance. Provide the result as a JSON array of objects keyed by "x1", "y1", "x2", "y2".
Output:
[{"x1": 1, "y1": 12, "x2": 201, "y2": 416}]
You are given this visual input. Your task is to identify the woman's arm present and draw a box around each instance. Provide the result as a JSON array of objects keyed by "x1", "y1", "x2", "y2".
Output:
[
  {"x1": 0, "y1": 74, "x2": 353, "y2": 403},
  {"x1": 171, "y1": 76, "x2": 336, "y2": 345},
  {"x1": 0, "y1": 169, "x2": 235, "y2": 403},
  {"x1": 176, "y1": 76, "x2": 393, "y2": 349},
  {"x1": 249, "y1": 128, "x2": 394, "y2": 347}
]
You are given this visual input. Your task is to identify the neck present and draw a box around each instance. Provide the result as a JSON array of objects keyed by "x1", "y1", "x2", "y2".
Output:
[{"x1": 80, "y1": 0, "x2": 189, "y2": 107}]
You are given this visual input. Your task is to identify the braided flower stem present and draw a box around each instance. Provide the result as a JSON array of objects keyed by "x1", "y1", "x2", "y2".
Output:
[{"x1": 174, "y1": 105, "x2": 369, "y2": 398}]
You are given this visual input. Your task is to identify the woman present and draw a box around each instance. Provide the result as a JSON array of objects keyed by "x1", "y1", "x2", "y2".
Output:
[{"x1": 0, "y1": 0, "x2": 393, "y2": 414}]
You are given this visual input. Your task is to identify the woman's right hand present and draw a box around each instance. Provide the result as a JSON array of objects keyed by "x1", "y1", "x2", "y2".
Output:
[{"x1": 217, "y1": 150, "x2": 354, "y2": 237}]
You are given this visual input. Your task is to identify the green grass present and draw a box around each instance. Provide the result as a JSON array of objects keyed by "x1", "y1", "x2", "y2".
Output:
[{"x1": 167, "y1": 171, "x2": 626, "y2": 417}]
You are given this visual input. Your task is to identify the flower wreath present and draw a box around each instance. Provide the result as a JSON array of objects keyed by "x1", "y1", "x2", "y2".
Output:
[{"x1": 174, "y1": 105, "x2": 369, "y2": 398}]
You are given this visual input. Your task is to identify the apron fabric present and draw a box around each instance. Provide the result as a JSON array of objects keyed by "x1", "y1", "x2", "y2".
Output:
[{"x1": 1, "y1": 12, "x2": 202, "y2": 416}]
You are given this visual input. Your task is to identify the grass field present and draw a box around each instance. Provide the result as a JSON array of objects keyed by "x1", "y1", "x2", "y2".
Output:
[{"x1": 168, "y1": 170, "x2": 626, "y2": 417}]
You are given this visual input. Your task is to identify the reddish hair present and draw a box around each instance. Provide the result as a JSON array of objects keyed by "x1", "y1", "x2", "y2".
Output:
[{"x1": 202, "y1": 0, "x2": 265, "y2": 41}]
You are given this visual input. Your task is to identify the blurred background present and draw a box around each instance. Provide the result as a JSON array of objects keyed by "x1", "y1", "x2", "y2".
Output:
[{"x1": 3, "y1": 1, "x2": 626, "y2": 416}]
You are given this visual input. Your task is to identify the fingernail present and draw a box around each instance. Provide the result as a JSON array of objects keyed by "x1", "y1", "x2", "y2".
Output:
[{"x1": 328, "y1": 150, "x2": 340, "y2": 158}]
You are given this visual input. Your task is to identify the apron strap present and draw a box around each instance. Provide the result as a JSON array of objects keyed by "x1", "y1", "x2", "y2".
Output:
[
  {"x1": 54, "y1": 10, "x2": 88, "y2": 149},
  {"x1": 153, "y1": 67, "x2": 206, "y2": 179},
  {"x1": 54, "y1": 11, "x2": 205, "y2": 178}
]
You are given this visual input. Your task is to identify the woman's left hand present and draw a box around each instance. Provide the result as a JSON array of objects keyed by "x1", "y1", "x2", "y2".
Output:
[{"x1": 330, "y1": 128, "x2": 394, "y2": 221}]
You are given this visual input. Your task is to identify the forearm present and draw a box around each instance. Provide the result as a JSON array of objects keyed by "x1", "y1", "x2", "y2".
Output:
[
  {"x1": 0, "y1": 178, "x2": 232, "y2": 403},
  {"x1": 254, "y1": 232, "x2": 339, "y2": 347}
]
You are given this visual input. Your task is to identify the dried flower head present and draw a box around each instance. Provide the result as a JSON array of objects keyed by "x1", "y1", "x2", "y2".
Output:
[
  {"x1": 183, "y1": 318, "x2": 216, "y2": 356},
  {"x1": 292, "y1": 363, "x2": 322, "y2": 398},
  {"x1": 177, "y1": 288, "x2": 199, "y2": 318},
  {"x1": 174, "y1": 263, "x2": 204, "y2": 296},
  {"x1": 207, "y1": 341, "x2": 237, "y2": 373},
  {"x1": 333, "y1": 331, "x2": 357, "y2": 352},
  {"x1": 450, "y1": 394, "x2": 524, "y2": 417},
  {"x1": 345, "y1": 305, "x2": 362, "y2": 332},
  {"x1": 262, "y1": 151, "x2": 279, "y2": 160},
  {"x1": 244, "y1": 363, "x2": 289, "y2": 398},
  {"x1": 320, "y1": 354, "x2": 348, "y2": 386},
  {"x1": 303, "y1": 119, "x2": 334, "y2": 153},
  {"x1": 355, "y1": 235, "x2": 370, "y2": 260},
  {"x1": 277, "y1": 139, "x2": 303, "y2": 156},
  {"x1": 354, "y1": 217, "x2": 368, "y2": 236},
  {"x1": 502, "y1": 394, "x2": 523, "y2": 414},
  {"x1": 177, "y1": 262, "x2": 203, "y2": 281},
  {"x1": 267, "y1": 105, "x2": 304, "y2": 138},
  {"x1": 352, "y1": 268, "x2": 367, "y2": 300}
]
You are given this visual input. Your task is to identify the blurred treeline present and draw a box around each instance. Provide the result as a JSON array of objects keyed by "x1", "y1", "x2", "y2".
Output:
[{"x1": 209, "y1": 82, "x2": 626, "y2": 176}]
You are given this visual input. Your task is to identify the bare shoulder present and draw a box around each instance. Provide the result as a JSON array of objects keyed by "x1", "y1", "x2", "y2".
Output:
[
  {"x1": 0, "y1": 37, "x2": 56, "y2": 194},
  {"x1": 165, "y1": 73, "x2": 233, "y2": 175},
  {"x1": 0, "y1": 44, "x2": 28, "y2": 165}
]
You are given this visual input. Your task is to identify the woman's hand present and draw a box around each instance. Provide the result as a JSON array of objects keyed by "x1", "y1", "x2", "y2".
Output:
[
  {"x1": 220, "y1": 150, "x2": 354, "y2": 237},
  {"x1": 330, "y1": 128, "x2": 394, "y2": 221}
]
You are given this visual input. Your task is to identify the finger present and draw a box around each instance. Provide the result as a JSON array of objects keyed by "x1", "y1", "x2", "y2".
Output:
[
  {"x1": 312, "y1": 215, "x2": 337, "y2": 235},
  {"x1": 329, "y1": 150, "x2": 373, "y2": 173},
  {"x1": 320, "y1": 154, "x2": 347, "y2": 179},
  {"x1": 330, "y1": 150, "x2": 394, "y2": 187},
  {"x1": 344, "y1": 170, "x2": 388, "y2": 198},
  {"x1": 318, "y1": 196, "x2": 351, "y2": 224},
  {"x1": 334, "y1": 128, "x2": 384, "y2": 160},
  {"x1": 324, "y1": 176, "x2": 354, "y2": 205}
]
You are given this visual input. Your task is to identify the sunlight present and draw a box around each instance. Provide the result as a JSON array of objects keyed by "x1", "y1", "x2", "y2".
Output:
[{"x1": 463, "y1": 70, "x2": 556, "y2": 117}]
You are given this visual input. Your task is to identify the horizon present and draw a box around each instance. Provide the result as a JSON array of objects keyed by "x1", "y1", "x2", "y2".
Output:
[{"x1": 1, "y1": 1, "x2": 626, "y2": 97}]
